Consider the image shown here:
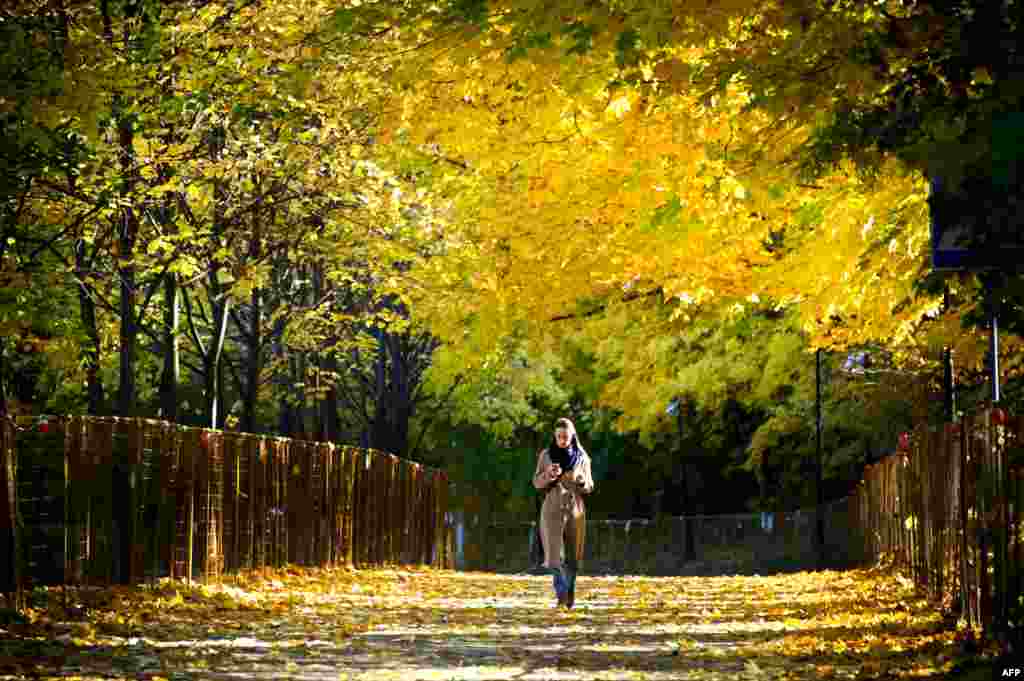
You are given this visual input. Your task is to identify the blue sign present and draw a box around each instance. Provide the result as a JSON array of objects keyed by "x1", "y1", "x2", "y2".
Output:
[
  {"x1": 929, "y1": 115, "x2": 1024, "y2": 271},
  {"x1": 929, "y1": 173, "x2": 1024, "y2": 271}
]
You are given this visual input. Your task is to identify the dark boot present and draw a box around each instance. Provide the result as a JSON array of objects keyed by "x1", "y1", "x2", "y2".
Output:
[
  {"x1": 564, "y1": 566, "x2": 576, "y2": 609},
  {"x1": 552, "y1": 570, "x2": 568, "y2": 607}
]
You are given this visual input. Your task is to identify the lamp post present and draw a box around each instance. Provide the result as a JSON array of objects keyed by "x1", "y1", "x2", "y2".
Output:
[
  {"x1": 942, "y1": 286, "x2": 957, "y2": 422},
  {"x1": 814, "y1": 349, "x2": 825, "y2": 568},
  {"x1": 667, "y1": 397, "x2": 697, "y2": 562},
  {"x1": 988, "y1": 281, "x2": 1001, "y2": 405}
]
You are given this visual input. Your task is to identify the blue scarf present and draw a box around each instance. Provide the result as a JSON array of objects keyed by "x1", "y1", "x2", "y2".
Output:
[{"x1": 548, "y1": 433, "x2": 582, "y2": 472}]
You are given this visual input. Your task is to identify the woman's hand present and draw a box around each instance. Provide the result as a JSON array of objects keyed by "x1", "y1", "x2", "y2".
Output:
[{"x1": 548, "y1": 463, "x2": 562, "y2": 480}]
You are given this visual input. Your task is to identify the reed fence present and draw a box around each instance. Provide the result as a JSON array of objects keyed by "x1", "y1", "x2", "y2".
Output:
[
  {"x1": 852, "y1": 408, "x2": 1023, "y2": 642},
  {"x1": 1, "y1": 416, "x2": 451, "y2": 609}
]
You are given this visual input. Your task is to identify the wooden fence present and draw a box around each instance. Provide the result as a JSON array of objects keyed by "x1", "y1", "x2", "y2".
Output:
[
  {"x1": 852, "y1": 408, "x2": 1022, "y2": 642},
  {"x1": 1, "y1": 416, "x2": 451, "y2": 609}
]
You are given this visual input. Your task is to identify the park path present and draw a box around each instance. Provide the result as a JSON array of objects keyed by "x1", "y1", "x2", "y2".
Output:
[{"x1": 1, "y1": 566, "x2": 960, "y2": 680}]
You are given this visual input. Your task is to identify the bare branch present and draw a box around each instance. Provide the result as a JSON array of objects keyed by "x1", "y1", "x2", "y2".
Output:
[
  {"x1": 549, "y1": 287, "x2": 662, "y2": 322},
  {"x1": 180, "y1": 285, "x2": 208, "y2": 357}
]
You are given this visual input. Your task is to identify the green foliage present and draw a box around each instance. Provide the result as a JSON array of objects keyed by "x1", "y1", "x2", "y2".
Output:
[
  {"x1": 614, "y1": 29, "x2": 640, "y2": 67},
  {"x1": 645, "y1": 195, "x2": 683, "y2": 232},
  {"x1": 422, "y1": 338, "x2": 571, "y2": 443},
  {"x1": 444, "y1": 0, "x2": 490, "y2": 27},
  {"x1": 444, "y1": 427, "x2": 537, "y2": 516}
]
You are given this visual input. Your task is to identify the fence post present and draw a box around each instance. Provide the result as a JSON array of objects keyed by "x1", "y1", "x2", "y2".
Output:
[
  {"x1": 277, "y1": 439, "x2": 288, "y2": 568},
  {"x1": 347, "y1": 446, "x2": 356, "y2": 566},
  {"x1": 185, "y1": 430, "x2": 197, "y2": 583},
  {"x1": 65, "y1": 417, "x2": 85, "y2": 586},
  {"x1": 352, "y1": 449, "x2": 363, "y2": 567},
  {"x1": 159, "y1": 421, "x2": 176, "y2": 580},
  {"x1": 319, "y1": 443, "x2": 331, "y2": 567}
]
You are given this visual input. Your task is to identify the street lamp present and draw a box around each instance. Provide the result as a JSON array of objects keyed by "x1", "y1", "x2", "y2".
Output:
[
  {"x1": 815, "y1": 349, "x2": 825, "y2": 568},
  {"x1": 667, "y1": 397, "x2": 697, "y2": 562}
]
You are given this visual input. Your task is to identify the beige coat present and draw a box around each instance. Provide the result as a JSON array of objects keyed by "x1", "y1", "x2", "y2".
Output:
[{"x1": 532, "y1": 448, "x2": 595, "y2": 570}]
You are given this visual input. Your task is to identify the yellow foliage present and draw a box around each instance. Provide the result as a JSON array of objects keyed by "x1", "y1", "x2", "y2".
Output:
[{"x1": 393, "y1": 34, "x2": 940, "y2": 360}]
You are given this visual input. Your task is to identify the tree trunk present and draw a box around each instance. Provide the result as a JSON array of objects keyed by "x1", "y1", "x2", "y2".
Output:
[
  {"x1": 0, "y1": 215, "x2": 6, "y2": 416},
  {"x1": 105, "y1": 0, "x2": 138, "y2": 586},
  {"x1": 297, "y1": 264, "x2": 317, "y2": 440},
  {"x1": 278, "y1": 371, "x2": 292, "y2": 437},
  {"x1": 278, "y1": 352, "x2": 302, "y2": 438},
  {"x1": 180, "y1": 277, "x2": 230, "y2": 430},
  {"x1": 115, "y1": 122, "x2": 138, "y2": 418},
  {"x1": 76, "y1": 241, "x2": 105, "y2": 415},
  {"x1": 240, "y1": 210, "x2": 263, "y2": 434},
  {"x1": 388, "y1": 334, "x2": 411, "y2": 456},
  {"x1": 322, "y1": 355, "x2": 340, "y2": 443},
  {"x1": 370, "y1": 329, "x2": 389, "y2": 451},
  {"x1": 203, "y1": 356, "x2": 216, "y2": 428},
  {"x1": 112, "y1": 0, "x2": 139, "y2": 418},
  {"x1": 310, "y1": 358, "x2": 322, "y2": 441},
  {"x1": 217, "y1": 356, "x2": 227, "y2": 428},
  {"x1": 155, "y1": 106, "x2": 179, "y2": 422},
  {"x1": 273, "y1": 319, "x2": 292, "y2": 436},
  {"x1": 202, "y1": 295, "x2": 231, "y2": 429},
  {"x1": 159, "y1": 275, "x2": 179, "y2": 422},
  {"x1": 293, "y1": 353, "x2": 306, "y2": 438},
  {"x1": 298, "y1": 351, "x2": 312, "y2": 439},
  {"x1": 311, "y1": 263, "x2": 325, "y2": 441},
  {"x1": 0, "y1": 337, "x2": 7, "y2": 416},
  {"x1": 241, "y1": 285, "x2": 261, "y2": 434},
  {"x1": 367, "y1": 330, "x2": 414, "y2": 456},
  {"x1": 197, "y1": 153, "x2": 232, "y2": 430}
]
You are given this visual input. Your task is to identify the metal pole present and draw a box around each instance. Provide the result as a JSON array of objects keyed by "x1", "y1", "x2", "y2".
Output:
[
  {"x1": 980, "y1": 275, "x2": 1002, "y2": 404},
  {"x1": 991, "y1": 303, "x2": 1000, "y2": 404},
  {"x1": 815, "y1": 348, "x2": 825, "y2": 568},
  {"x1": 942, "y1": 286, "x2": 956, "y2": 421},
  {"x1": 943, "y1": 348, "x2": 956, "y2": 420},
  {"x1": 676, "y1": 399, "x2": 696, "y2": 562}
]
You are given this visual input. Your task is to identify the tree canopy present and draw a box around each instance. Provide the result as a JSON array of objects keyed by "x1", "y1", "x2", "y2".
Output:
[{"x1": 3, "y1": 0, "x2": 1021, "y2": 514}]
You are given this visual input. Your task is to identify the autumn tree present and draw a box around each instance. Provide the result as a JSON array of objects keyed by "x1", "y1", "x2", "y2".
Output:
[
  {"x1": 308, "y1": 0, "x2": 1020, "y2": 480},
  {"x1": 1, "y1": 0, "x2": 464, "y2": 442}
]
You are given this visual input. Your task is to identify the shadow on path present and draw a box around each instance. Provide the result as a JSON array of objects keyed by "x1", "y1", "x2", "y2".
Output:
[{"x1": 0, "y1": 568, "x2": 959, "y2": 680}]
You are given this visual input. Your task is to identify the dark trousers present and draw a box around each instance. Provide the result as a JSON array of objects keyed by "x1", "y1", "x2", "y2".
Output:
[{"x1": 562, "y1": 505, "x2": 585, "y2": 597}]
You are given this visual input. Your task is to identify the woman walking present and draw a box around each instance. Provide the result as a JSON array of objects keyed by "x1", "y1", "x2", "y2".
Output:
[{"x1": 532, "y1": 417, "x2": 595, "y2": 608}]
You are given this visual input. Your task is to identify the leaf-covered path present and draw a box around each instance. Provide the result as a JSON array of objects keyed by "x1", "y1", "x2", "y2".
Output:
[{"x1": 2, "y1": 566, "x2": 963, "y2": 680}]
